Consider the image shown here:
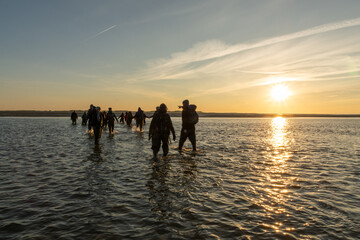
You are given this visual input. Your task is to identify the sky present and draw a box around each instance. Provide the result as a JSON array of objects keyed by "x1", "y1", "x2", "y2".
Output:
[{"x1": 0, "y1": 0, "x2": 359, "y2": 114}]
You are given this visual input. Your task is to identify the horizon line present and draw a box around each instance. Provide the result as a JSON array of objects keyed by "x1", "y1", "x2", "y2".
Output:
[{"x1": 0, "y1": 110, "x2": 359, "y2": 117}]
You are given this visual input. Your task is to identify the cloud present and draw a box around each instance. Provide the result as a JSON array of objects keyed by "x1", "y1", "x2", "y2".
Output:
[
  {"x1": 131, "y1": 16, "x2": 360, "y2": 96},
  {"x1": 147, "y1": 17, "x2": 360, "y2": 70}
]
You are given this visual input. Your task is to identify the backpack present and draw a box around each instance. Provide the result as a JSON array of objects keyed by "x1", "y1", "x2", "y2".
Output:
[
  {"x1": 154, "y1": 113, "x2": 170, "y2": 135},
  {"x1": 92, "y1": 109, "x2": 103, "y2": 126},
  {"x1": 188, "y1": 104, "x2": 199, "y2": 125}
]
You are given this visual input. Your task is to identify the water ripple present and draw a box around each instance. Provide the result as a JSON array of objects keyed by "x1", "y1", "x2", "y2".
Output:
[{"x1": 0, "y1": 117, "x2": 359, "y2": 239}]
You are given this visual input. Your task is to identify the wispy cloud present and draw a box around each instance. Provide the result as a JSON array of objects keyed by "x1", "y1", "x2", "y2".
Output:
[
  {"x1": 130, "y1": 16, "x2": 360, "y2": 96},
  {"x1": 148, "y1": 17, "x2": 360, "y2": 70}
]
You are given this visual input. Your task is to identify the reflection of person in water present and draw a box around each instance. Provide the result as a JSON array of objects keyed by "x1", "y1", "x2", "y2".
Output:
[
  {"x1": 71, "y1": 111, "x2": 78, "y2": 125},
  {"x1": 88, "y1": 144, "x2": 103, "y2": 162},
  {"x1": 146, "y1": 159, "x2": 172, "y2": 221},
  {"x1": 149, "y1": 103, "x2": 176, "y2": 158},
  {"x1": 86, "y1": 145, "x2": 112, "y2": 206}
]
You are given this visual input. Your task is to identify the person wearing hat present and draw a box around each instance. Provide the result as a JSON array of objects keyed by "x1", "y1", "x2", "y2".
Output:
[{"x1": 149, "y1": 103, "x2": 176, "y2": 158}]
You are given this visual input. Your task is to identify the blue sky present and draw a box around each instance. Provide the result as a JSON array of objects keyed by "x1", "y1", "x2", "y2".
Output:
[{"x1": 1, "y1": 0, "x2": 359, "y2": 113}]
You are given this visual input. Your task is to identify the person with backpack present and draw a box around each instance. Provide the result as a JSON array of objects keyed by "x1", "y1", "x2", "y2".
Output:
[
  {"x1": 178, "y1": 99, "x2": 198, "y2": 152},
  {"x1": 106, "y1": 107, "x2": 118, "y2": 134},
  {"x1": 149, "y1": 103, "x2": 176, "y2": 158}
]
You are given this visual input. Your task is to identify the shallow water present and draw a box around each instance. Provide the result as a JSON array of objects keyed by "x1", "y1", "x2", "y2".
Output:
[{"x1": 0, "y1": 117, "x2": 359, "y2": 239}]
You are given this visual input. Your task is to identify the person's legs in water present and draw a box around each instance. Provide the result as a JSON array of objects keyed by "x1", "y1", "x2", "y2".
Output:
[
  {"x1": 108, "y1": 121, "x2": 114, "y2": 134},
  {"x1": 151, "y1": 135, "x2": 161, "y2": 159},
  {"x1": 140, "y1": 120, "x2": 143, "y2": 132},
  {"x1": 162, "y1": 135, "x2": 170, "y2": 156},
  {"x1": 188, "y1": 128, "x2": 196, "y2": 151},
  {"x1": 178, "y1": 128, "x2": 189, "y2": 150}
]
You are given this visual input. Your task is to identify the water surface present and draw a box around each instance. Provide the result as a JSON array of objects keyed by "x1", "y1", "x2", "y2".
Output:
[{"x1": 0, "y1": 117, "x2": 359, "y2": 239}]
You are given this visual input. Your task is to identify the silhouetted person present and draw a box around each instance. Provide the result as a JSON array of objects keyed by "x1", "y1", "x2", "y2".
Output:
[
  {"x1": 134, "y1": 107, "x2": 145, "y2": 131},
  {"x1": 106, "y1": 107, "x2": 118, "y2": 134},
  {"x1": 102, "y1": 111, "x2": 107, "y2": 129},
  {"x1": 125, "y1": 112, "x2": 128, "y2": 123},
  {"x1": 119, "y1": 112, "x2": 125, "y2": 123},
  {"x1": 92, "y1": 106, "x2": 104, "y2": 144},
  {"x1": 126, "y1": 111, "x2": 133, "y2": 126},
  {"x1": 71, "y1": 111, "x2": 78, "y2": 125},
  {"x1": 81, "y1": 112, "x2": 87, "y2": 125},
  {"x1": 178, "y1": 99, "x2": 198, "y2": 151},
  {"x1": 87, "y1": 104, "x2": 95, "y2": 131},
  {"x1": 149, "y1": 103, "x2": 176, "y2": 158}
]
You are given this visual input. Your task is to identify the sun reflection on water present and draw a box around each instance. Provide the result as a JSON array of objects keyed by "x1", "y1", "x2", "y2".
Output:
[{"x1": 255, "y1": 117, "x2": 296, "y2": 235}]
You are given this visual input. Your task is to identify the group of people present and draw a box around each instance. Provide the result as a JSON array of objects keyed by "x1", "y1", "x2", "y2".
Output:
[
  {"x1": 79, "y1": 105, "x2": 119, "y2": 144},
  {"x1": 71, "y1": 99, "x2": 199, "y2": 158}
]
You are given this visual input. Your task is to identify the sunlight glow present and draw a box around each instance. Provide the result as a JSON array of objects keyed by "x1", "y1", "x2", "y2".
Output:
[{"x1": 271, "y1": 85, "x2": 292, "y2": 102}]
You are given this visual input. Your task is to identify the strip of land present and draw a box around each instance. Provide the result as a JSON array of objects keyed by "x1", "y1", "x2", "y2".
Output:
[{"x1": 0, "y1": 111, "x2": 359, "y2": 118}]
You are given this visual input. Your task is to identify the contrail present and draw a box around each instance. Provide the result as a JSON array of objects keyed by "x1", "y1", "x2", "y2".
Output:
[
  {"x1": 94, "y1": 25, "x2": 117, "y2": 37},
  {"x1": 87, "y1": 25, "x2": 117, "y2": 40}
]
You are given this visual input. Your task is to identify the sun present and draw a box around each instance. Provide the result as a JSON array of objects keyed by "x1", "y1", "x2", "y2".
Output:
[{"x1": 271, "y1": 85, "x2": 292, "y2": 101}]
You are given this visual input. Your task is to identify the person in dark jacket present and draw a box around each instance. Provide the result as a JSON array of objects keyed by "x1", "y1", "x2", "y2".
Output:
[
  {"x1": 106, "y1": 107, "x2": 118, "y2": 134},
  {"x1": 149, "y1": 103, "x2": 176, "y2": 158},
  {"x1": 87, "y1": 104, "x2": 95, "y2": 131},
  {"x1": 178, "y1": 99, "x2": 198, "y2": 151},
  {"x1": 126, "y1": 111, "x2": 133, "y2": 126},
  {"x1": 81, "y1": 112, "x2": 87, "y2": 125},
  {"x1": 102, "y1": 111, "x2": 107, "y2": 129},
  {"x1": 119, "y1": 112, "x2": 125, "y2": 123},
  {"x1": 71, "y1": 111, "x2": 78, "y2": 125},
  {"x1": 134, "y1": 107, "x2": 145, "y2": 131},
  {"x1": 92, "y1": 106, "x2": 104, "y2": 145}
]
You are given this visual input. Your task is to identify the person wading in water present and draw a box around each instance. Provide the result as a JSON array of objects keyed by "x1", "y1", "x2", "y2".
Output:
[
  {"x1": 106, "y1": 107, "x2": 118, "y2": 135},
  {"x1": 71, "y1": 111, "x2": 78, "y2": 125},
  {"x1": 92, "y1": 106, "x2": 104, "y2": 145},
  {"x1": 149, "y1": 103, "x2": 176, "y2": 159},
  {"x1": 178, "y1": 99, "x2": 198, "y2": 152}
]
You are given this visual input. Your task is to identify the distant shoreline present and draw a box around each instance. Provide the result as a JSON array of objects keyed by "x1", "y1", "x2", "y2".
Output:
[{"x1": 0, "y1": 111, "x2": 359, "y2": 118}]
